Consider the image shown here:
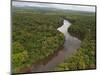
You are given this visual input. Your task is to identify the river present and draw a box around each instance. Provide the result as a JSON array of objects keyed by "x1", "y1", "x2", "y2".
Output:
[{"x1": 31, "y1": 19, "x2": 81, "y2": 72}]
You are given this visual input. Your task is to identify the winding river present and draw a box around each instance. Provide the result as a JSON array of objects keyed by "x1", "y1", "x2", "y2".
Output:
[{"x1": 31, "y1": 19, "x2": 81, "y2": 72}]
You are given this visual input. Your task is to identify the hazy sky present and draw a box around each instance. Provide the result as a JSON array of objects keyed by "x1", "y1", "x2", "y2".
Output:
[{"x1": 12, "y1": 1, "x2": 95, "y2": 12}]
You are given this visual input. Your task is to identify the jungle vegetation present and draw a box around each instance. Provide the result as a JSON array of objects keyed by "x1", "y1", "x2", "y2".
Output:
[
  {"x1": 12, "y1": 6, "x2": 96, "y2": 73},
  {"x1": 12, "y1": 12, "x2": 64, "y2": 73}
]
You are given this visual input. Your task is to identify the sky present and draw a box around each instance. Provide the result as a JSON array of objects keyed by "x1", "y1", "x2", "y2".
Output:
[{"x1": 12, "y1": 1, "x2": 95, "y2": 12}]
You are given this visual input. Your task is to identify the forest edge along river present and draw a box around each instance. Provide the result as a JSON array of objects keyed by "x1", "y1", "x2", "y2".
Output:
[{"x1": 24, "y1": 19, "x2": 81, "y2": 73}]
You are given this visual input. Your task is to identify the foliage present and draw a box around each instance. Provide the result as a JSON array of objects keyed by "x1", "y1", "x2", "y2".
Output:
[{"x1": 12, "y1": 12, "x2": 64, "y2": 73}]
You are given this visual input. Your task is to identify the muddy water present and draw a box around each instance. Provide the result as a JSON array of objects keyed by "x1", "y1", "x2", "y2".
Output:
[{"x1": 31, "y1": 19, "x2": 81, "y2": 72}]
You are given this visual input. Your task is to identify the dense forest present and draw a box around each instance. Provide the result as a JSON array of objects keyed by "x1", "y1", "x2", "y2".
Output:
[
  {"x1": 12, "y1": 12, "x2": 64, "y2": 73},
  {"x1": 12, "y1": 4, "x2": 96, "y2": 73}
]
